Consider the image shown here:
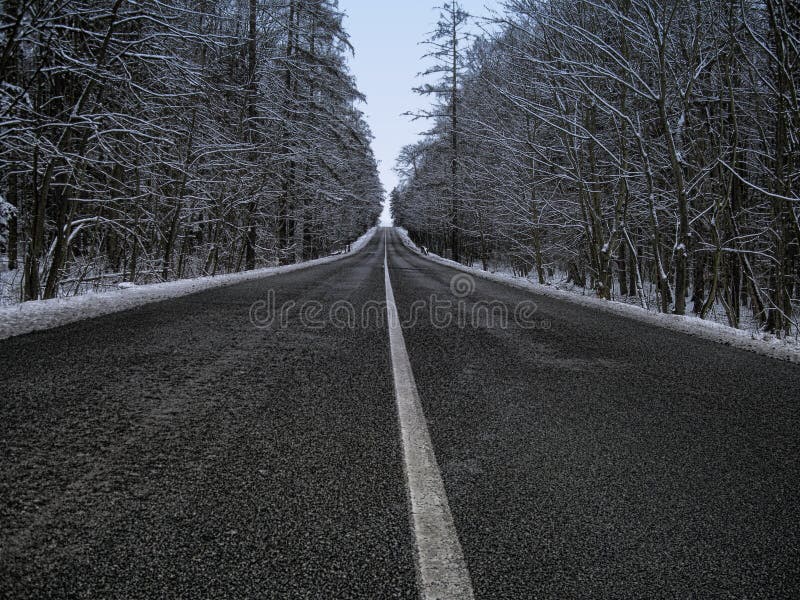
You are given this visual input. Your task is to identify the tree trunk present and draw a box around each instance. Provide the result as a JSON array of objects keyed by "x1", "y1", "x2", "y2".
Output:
[
  {"x1": 617, "y1": 243, "x2": 628, "y2": 297},
  {"x1": 7, "y1": 171, "x2": 18, "y2": 270},
  {"x1": 449, "y1": 5, "x2": 460, "y2": 263},
  {"x1": 244, "y1": 0, "x2": 259, "y2": 270}
]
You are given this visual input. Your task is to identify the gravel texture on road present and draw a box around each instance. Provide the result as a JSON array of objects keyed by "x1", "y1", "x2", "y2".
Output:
[
  {"x1": 385, "y1": 228, "x2": 800, "y2": 599},
  {"x1": 4, "y1": 227, "x2": 799, "y2": 599},
  {"x1": 1, "y1": 233, "x2": 417, "y2": 599}
]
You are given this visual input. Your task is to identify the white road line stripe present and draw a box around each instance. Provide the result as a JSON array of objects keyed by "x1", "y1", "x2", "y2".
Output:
[{"x1": 383, "y1": 230, "x2": 475, "y2": 600}]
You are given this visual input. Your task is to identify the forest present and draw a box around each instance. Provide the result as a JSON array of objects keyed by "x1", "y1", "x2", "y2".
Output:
[
  {"x1": 392, "y1": 0, "x2": 800, "y2": 335},
  {"x1": 0, "y1": 0, "x2": 382, "y2": 302}
]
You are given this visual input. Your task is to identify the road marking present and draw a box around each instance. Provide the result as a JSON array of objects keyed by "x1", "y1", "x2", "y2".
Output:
[{"x1": 383, "y1": 230, "x2": 475, "y2": 600}]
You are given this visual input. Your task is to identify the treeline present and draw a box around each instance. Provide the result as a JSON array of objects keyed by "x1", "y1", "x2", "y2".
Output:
[
  {"x1": 0, "y1": 0, "x2": 381, "y2": 301},
  {"x1": 392, "y1": 0, "x2": 799, "y2": 334}
]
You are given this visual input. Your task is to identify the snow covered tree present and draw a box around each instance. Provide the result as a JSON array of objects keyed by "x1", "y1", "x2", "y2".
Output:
[
  {"x1": 410, "y1": 2, "x2": 471, "y2": 262},
  {"x1": 393, "y1": 0, "x2": 799, "y2": 335},
  {"x1": 0, "y1": 0, "x2": 381, "y2": 301}
]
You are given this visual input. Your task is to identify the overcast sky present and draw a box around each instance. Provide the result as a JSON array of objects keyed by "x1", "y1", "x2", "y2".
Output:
[{"x1": 338, "y1": 0, "x2": 498, "y2": 225}]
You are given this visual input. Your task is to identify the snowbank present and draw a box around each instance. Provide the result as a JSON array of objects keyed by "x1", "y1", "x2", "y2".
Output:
[
  {"x1": 0, "y1": 227, "x2": 377, "y2": 340},
  {"x1": 395, "y1": 227, "x2": 800, "y2": 364}
]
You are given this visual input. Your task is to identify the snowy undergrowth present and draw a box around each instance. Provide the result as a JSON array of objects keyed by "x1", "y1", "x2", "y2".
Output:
[
  {"x1": 395, "y1": 227, "x2": 800, "y2": 364},
  {"x1": 0, "y1": 227, "x2": 377, "y2": 340}
]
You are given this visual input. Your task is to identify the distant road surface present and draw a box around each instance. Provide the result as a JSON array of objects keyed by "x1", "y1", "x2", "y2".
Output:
[{"x1": 2, "y1": 228, "x2": 799, "y2": 598}]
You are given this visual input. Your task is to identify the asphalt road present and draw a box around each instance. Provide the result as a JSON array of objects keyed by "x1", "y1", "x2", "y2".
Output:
[
  {"x1": 386, "y1": 229, "x2": 800, "y2": 599},
  {"x1": 0, "y1": 233, "x2": 416, "y2": 599},
  {"x1": 2, "y1": 228, "x2": 799, "y2": 598}
]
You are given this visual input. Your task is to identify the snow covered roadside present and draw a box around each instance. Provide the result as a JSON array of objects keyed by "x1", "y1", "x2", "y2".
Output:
[
  {"x1": 395, "y1": 227, "x2": 800, "y2": 364},
  {"x1": 0, "y1": 227, "x2": 377, "y2": 341}
]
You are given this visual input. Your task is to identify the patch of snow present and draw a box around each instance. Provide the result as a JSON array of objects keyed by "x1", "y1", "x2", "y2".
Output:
[
  {"x1": 0, "y1": 227, "x2": 377, "y2": 340},
  {"x1": 396, "y1": 227, "x2": 421, "y2": 253},
  {"x1": 348, "y1": 226, "x2": 376, "y2": 254},
  {"x1": 0, "y1": 194, "x2": 14, "y2": 247},
  {"x1": 395, "y1": 229, "x2": 800, "y2": 364}
]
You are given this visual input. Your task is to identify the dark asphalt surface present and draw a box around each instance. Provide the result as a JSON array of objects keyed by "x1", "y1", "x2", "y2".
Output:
[
  {"x1": 386, "y1": 229, "x2": 800, "y2": 599},
  {"x1": 2, "y1": 227, "x2": 800, "y2": 598},
  {"x1": 1, "y1": 233, "x2": 417, "y2": 599}
]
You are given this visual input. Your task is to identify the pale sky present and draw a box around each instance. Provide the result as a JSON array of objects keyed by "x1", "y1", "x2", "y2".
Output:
[{"x1": 338, "y1": 0, "x2": 498, "y2": 225}]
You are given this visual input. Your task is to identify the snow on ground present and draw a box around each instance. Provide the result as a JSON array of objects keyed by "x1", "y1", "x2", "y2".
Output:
[
  {"x1": 396, "y1": 227, "x2": 800, "y2": 364},
  {"x1": 0, "y1": 227, "x2": 377, "y2": 341}
]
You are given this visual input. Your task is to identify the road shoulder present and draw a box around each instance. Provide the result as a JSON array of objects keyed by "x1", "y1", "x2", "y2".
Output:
[
  {"x1": 394, "y1": 227, "x2": 800, "y2": 364},
  {"x1": 0, "y1": 228, "x2": 377, "y2": 341}
]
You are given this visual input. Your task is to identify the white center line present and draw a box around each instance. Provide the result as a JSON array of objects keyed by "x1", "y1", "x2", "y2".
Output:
[{"x1": 383, "y1": 229, "x2": 475, "y2": 600}]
